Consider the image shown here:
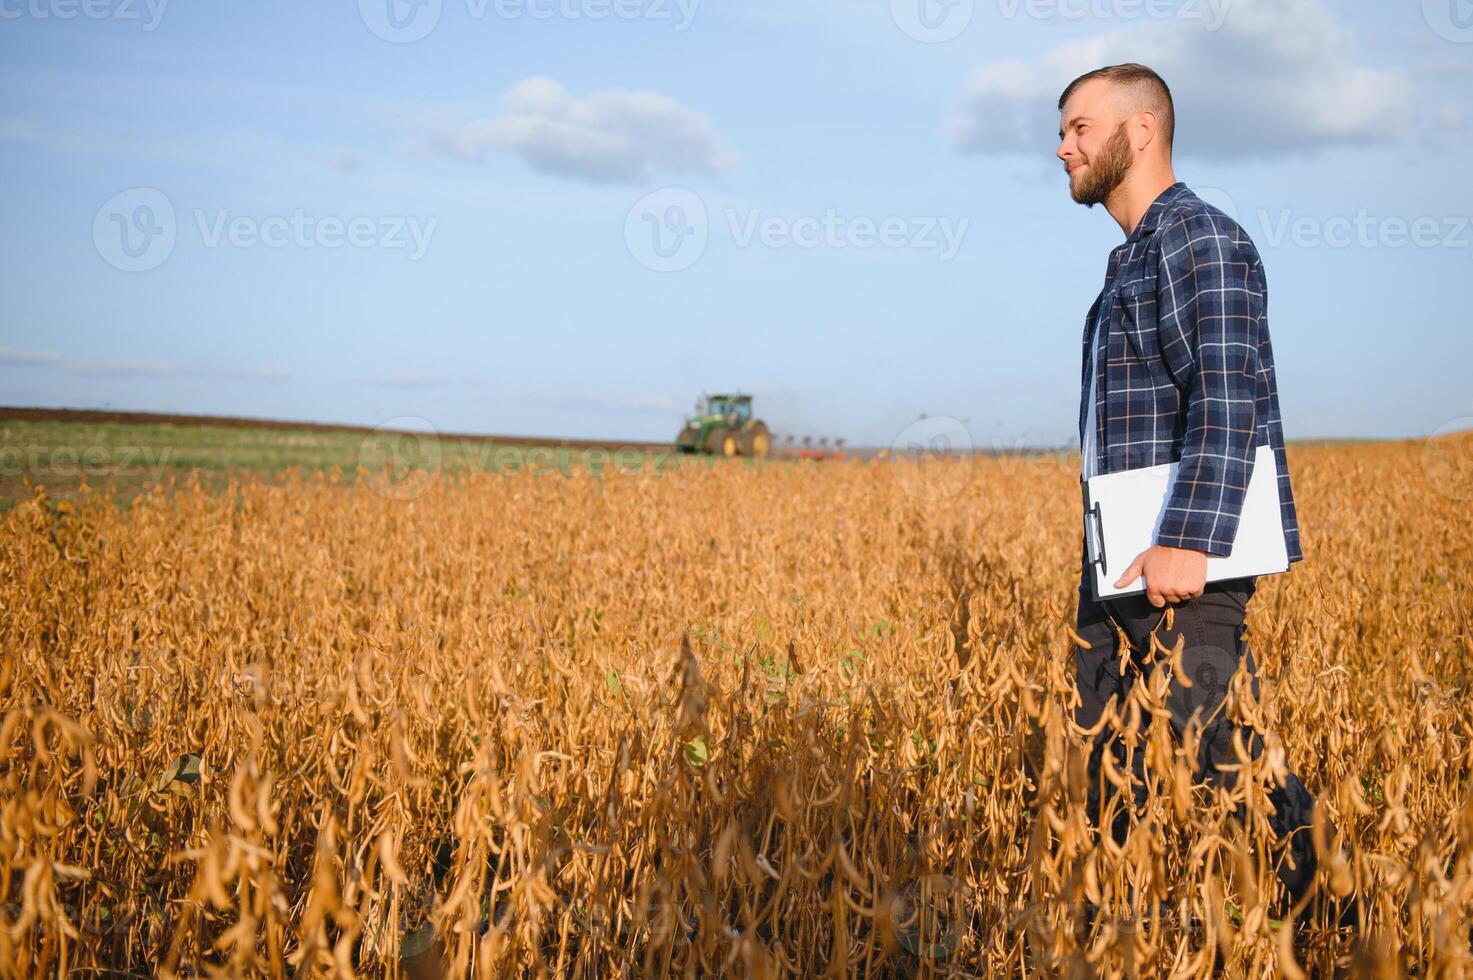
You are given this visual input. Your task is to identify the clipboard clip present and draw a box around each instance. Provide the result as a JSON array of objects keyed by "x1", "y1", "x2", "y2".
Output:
[{"x1": 1084, "y1": 501, "x2": 1107, "y2": 574}]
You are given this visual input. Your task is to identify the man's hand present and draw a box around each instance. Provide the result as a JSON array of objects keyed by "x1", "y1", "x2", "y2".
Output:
[{"x1": 1114, "y1": 545, "x2": 1208, "y2": 607}]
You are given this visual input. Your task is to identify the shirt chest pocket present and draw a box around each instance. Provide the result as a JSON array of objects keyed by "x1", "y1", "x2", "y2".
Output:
[{"x1": 1112, "y1": 278, "x2": 1161, "y2": 366}]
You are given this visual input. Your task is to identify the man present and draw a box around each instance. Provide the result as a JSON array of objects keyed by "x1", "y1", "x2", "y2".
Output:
[{"x1": 1057, "y1": 63, "x2": 1340, "y2": 916}]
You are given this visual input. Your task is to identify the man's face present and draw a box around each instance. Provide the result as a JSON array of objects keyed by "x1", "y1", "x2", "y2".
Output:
[{"x1": 1057, "y1": 80, "x2": 1133, "y2": 207}]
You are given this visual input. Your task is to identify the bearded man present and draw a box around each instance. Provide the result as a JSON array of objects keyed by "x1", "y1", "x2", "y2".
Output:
[{"x1": 1056, "y1": 63, "x2": 1351, "y2": 926}]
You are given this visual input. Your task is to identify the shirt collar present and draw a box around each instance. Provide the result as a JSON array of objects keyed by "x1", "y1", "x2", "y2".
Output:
[{"x1": 1125, "y1": 181, "x2": 1190, "y2": 244}]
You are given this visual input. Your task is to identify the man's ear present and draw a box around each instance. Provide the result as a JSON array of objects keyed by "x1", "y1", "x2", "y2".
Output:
[{"x1": 1133, "y1": 110, "x2": 1159, "y2": 152}]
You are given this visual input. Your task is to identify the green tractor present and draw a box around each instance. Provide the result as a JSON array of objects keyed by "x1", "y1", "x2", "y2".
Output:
[{"x1": 674, "y1": 393, "x2": 771, "y2": 458}]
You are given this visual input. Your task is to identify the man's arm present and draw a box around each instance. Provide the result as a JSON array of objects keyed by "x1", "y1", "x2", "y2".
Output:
[
  {"x1": 1154, "y1": 213, "x2": 1262, "y2": 555},
  {"x1": 1113, "y1": 213, "x2": 1262, "y2": 605}
]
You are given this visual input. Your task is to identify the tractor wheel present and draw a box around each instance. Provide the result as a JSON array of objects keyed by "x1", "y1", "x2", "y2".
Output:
[
  {"x1": 743, "y1": 422, "x2": 771, "y2": 458},
  {"x1": 705, "y1": 427, "x2": 739, "y2": 457}
]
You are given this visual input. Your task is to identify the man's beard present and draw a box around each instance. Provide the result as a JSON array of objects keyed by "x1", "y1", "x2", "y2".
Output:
[{"x1": 1070, "y1": 122, "x2": 1133, "y2": 207}]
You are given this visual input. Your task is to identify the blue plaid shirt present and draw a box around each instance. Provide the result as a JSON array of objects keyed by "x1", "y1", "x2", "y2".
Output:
[{"x1": 1080, "y1": 182, "x2": 1303, "y2": 563}]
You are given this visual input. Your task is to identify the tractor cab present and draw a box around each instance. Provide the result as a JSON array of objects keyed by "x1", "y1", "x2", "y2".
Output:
[
  {"x1": 704, "y1": 394, "x2": 752, "y2": 426},
  {"x1": 676, "y1": 392, "x2": 769, "y2": 457}
]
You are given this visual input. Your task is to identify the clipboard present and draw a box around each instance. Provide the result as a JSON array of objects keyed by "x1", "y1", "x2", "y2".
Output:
[{"x1": 1082, "y1": 444, "x2": 1290, "y2": 601}]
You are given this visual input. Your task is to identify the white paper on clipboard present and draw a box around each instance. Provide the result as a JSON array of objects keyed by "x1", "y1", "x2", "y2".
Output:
[{"x1": 1082, "y1": 443, "x2": 1290, "y2": 601}]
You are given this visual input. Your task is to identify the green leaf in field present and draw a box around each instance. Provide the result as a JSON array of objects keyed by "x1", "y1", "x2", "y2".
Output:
[
  {"x1": 604, "y1": 669, "x2": 623, "y2": 698},
  {"x1": 683, "y1": 736, "x2": 708, "y2": 767}
]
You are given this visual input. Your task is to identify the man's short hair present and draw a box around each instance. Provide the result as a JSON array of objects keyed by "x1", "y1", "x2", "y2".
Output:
[{"x1": 1057, "y1": 63, "x2": 1175, "y2": 150}]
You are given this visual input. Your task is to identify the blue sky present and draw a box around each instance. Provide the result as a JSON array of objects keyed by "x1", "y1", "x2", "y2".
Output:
[{"x1": 2, "y1": 0, "x2": 1470, "y2": 448}]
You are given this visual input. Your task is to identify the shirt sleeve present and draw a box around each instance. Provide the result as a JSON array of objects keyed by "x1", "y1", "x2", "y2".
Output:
[{"x1": 1152, "y1": 213, "x2": 1262, "y2": 557}]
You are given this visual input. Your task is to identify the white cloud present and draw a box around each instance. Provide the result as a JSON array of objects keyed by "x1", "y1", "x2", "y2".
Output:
[
  {"x1": 0, "y1": 345, "x2": 288, "y2": 381},
  {"x1": 410, "y1": 77, "x2": 740, "y2": 184},
  {"x1": 950, "y1": 0, "x2": 1413, "y2": 159},
  {"x1": 0, "y1": 345, "x2": 63, "y2": 366},
  {"x1": 219, "y1": 365, "x2": 291, "y2": 383},
  {"x1": 67, "y1": 357, "x2": 185, "y2": 378}
]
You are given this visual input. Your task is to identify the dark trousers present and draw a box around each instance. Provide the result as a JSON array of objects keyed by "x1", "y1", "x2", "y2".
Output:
[{"x1": 1073, "y1": 550, "x2": 1323, "y2": 901}]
